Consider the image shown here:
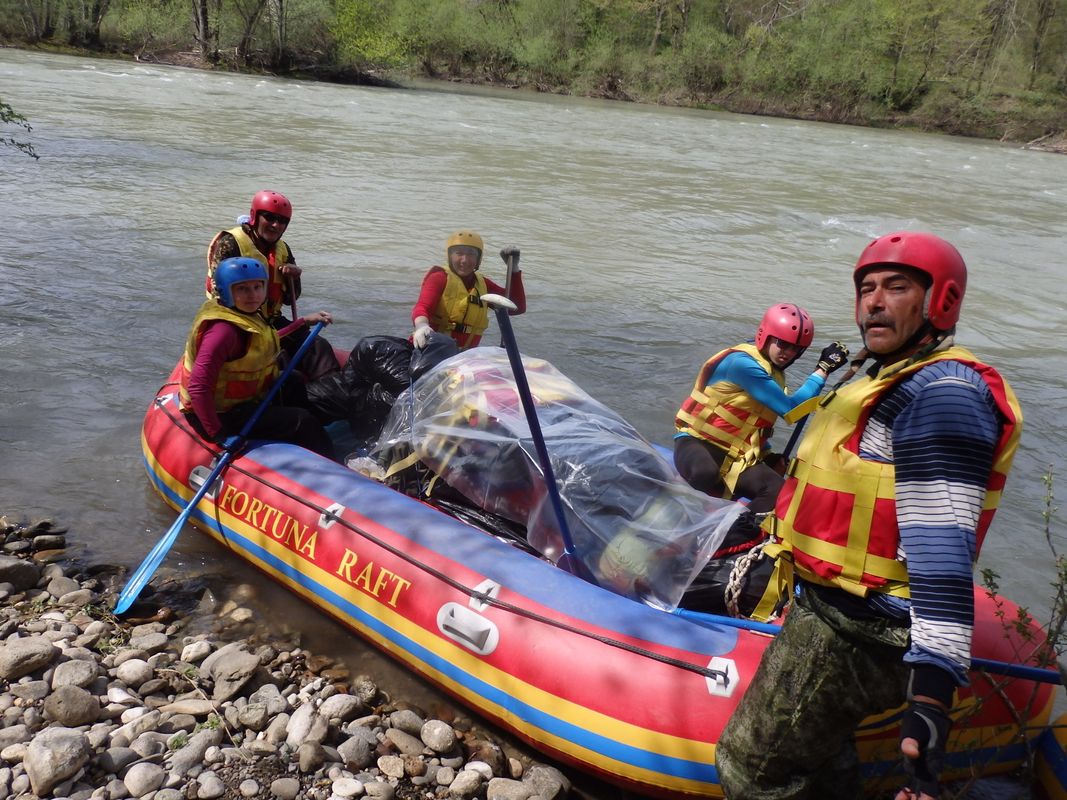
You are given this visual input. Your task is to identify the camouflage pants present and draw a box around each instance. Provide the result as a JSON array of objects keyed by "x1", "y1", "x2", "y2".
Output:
[{"x1": 716, "y1": 586, "x2": 911, "y2": 800}]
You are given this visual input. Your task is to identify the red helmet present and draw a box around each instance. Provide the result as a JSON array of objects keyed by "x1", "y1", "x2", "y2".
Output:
[
  {"x1": 249, "y1": 190, "x2": 292, "y2": 226},
  {"x1": 756, "y1": 303, "x2": 814, "y2": 350},
  {"x1": 854, "y1": 231, "x2": 966, "y2": 331}
]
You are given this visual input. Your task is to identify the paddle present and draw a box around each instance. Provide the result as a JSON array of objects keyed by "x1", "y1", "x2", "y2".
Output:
[
  {"x1": 498, "y1": 246, "x2": 519, "y2": 347},
  {"x1": 113, "y1": 321, "x2": 327, "y2": 615},
  {"x1": 482, "y1": 293, "x2": 597, "y2": 585},
  {"x1": 779, "y1": 347, "x2": 869, "y2": 461},
  {"x1": 672, "y1": 607, "x2": 1062, "y2": 684},
  {"x1": 287, "y1": 273, "x2": 298, "y2": 320}
]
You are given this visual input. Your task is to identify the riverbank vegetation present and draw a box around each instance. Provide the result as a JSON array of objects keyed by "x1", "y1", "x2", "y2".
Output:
[{"x1": 4, "y1": 0, "x2": 1067, "y2": 143}]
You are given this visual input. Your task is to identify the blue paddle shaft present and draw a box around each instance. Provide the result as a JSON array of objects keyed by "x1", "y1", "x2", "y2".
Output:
[
  {"x1": 492, "y1": 308, "x2": 578, "y2": 559},
  {"x1": 673, "y1": 607, "x2": 1062, "y2": 685},
  {"x1": 114, "y1": 322, "x2": 326, "y2": 614}
]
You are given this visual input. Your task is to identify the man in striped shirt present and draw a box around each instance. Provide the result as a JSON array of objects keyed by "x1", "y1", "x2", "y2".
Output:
[{"x1": 716, "y1": 231, "x2": 1022, "y2": 800}]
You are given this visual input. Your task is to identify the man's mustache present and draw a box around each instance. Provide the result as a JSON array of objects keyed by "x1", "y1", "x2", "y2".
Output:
[{"x1": 861, "y1": 314, "x2": 895, "y2": 331}]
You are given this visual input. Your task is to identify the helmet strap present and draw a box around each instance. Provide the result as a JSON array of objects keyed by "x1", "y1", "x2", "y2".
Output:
[{"x1": 867, "y1": 324, "x2": 951, "y2": 376}]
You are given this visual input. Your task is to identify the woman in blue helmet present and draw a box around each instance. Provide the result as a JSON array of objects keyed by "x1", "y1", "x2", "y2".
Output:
[{"x1": 179, "y1": 257, "x2": 336, "y2": 459}]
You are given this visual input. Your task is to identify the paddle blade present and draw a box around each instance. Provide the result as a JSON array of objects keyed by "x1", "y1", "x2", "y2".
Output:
[{"x1": 113, "y1": 503, "x2": 196, "y2": 614}]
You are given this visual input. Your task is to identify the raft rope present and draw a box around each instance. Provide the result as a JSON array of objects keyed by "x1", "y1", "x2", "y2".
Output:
[
  {"x1": 724, "y1": 541, "x2": 769, "y2": 618},
  {"x1": 155, "y1": 389, "x2": 733, "y2": 686}
]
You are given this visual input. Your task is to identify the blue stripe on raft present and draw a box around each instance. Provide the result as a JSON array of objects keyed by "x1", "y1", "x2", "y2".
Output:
[
  {"x1": 150, "y1": 468, "x2": 722, "y2": 785},
  {"x1": 240, "y1": 443, "x2": 742, "y2": 658},
  {"x1": 1038, "y1": 725, "x2": 1067, "y2": 794}
]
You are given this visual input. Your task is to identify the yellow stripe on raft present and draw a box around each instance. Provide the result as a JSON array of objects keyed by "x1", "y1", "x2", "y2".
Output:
[{"x1": 197, "y1": 478, "x2": 720, "y2": 795}]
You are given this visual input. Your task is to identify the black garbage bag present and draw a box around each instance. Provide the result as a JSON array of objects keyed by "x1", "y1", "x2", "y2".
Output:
[
  {"x1": 306, "y1": 333, "x2": 459, "y2": 449},
  {"x1": 679, "y1": 511, "x2": 776, "y2": 618}
]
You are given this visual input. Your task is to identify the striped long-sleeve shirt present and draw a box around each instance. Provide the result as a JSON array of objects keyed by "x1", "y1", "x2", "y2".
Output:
[{"x1": 856, "y1": 357, "x2": 1003, "y2": 686}]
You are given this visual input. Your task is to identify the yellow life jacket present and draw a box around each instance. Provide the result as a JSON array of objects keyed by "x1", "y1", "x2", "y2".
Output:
[
  {"x1": 179, "y1": 300, "x2": 281, "y2": 414},
  {"x1": 674, "y1": 344, "x2": 785, "y2": 491},
  {"x1": 205, "y1": 226, "x2": 292, "y2": 321},
  {"x1": 767, "y1": 346, "x2": 1021, "y2": 599},
  {"x1": 428, "y1": 267, "x2": 489, "y2": 349}
]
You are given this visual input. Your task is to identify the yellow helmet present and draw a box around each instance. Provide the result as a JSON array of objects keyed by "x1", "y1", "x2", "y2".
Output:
[{"x1": 446, "y1": 230, "x2": 484, "y2": 269}]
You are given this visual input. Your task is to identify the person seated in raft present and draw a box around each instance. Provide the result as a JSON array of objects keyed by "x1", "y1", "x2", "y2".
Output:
[
  {"x1": 673, "y1": 303, "x2": 849, "y2": 513},
  {"x1": 180, "y1": 256, "x2": 336, "y2": 460},
  {"x1": 410, "y1": 230, "x2": 526, "y2": 351},
  {"x1": 205, "y1": 190, "x2": 338, "y2": 380}
]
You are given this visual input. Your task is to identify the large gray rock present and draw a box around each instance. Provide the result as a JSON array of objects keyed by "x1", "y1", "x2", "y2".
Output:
[
  {"x1": 286, "y1": 702, "x2": 328, "y2": 748},
  {"x1": 199, "y1": 642, "x2": 261, "y2": 701},
  {"x1": 522, "y1": 764, "x2": 570, "y2": 800},
  {"x1": 123, "y1": 761, "x2": 166, "y2": 797},
  {"x1": 24, "y1": 727, "x2": 92, "y2": 796},
  {"x1": 51, "y1": 658, "x2": 99, "y2": 689},
  {"x1": 486, "y1": 778, "x2": 536, "y2": 800},
  {"x1": 0, "y1": 555, "x2": 39, "y2": 591},
  {"x1": 43, "y1": 684, "x2": 100, "y2": 726},
  {"x1": 0, "y1": 636, "x2": 59, "y2": 680},
  {"x1": 167, "y1": 726, "x2": 224, "y2": 777}
]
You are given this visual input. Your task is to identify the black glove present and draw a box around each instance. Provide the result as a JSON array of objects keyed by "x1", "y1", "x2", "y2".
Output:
[
  {"x1": 900, "y1": 700, "x2": 952, "y2": 798},
  {"x1": 817, "y1": 341, "x2": 849, "y2": 374}
]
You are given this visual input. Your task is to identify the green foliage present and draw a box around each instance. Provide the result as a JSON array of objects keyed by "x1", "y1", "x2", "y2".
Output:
[
  {"x1": 0, "y1": 97, "x2": 39, "y2": 159},
  {"x1": 3, "y1": 0, "x2": 1067, "y2": 140},
  {"x1": 331, "y1": 0, "x2": 406, "y2": 67},
  {"x1": 103, "y1": 0, "x2": 189, "y2": 52}
]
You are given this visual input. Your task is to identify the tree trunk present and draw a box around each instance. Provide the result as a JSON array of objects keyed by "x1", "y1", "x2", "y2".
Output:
[{"x1": 1028, "y1": 0, "x2": 1056, "y2": 89}]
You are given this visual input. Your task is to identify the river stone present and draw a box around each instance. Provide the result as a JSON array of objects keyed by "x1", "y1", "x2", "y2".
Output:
[
  {"x1": 168, "y1": 726, "x2": 224, "y2": 777},
  {"x1": 522, "y1": 764, "x2": 569, "y2": 800},
  {"x1": 384, "y1": 727, "x2": 424, "y2": 756},
  {"x1": 465, "y1": 739, "x2": 504, "y2": 774},
  {"x1": 237, "y1": 702, "x2": 269, "y2": 731},
  {"x1": 270, "y1": 777, "x2": 301, "y2": 800},
  {"x1": 44, "y1": 684, "x2": 100, "y2": 726},
  {"x1": 378, "y1": 755, "x2": 405, "y2": 779},
  {"x1": 11, "y1": 679, "x2": 50, "y2": 701},
  {"x1": 128, "y1": 632, "x2": 169, "y2": 654},
  {"x1": 332, "y1": 777, "x2": 364, "y2": 798},
  {"x1": 196, "y1": 771, "x2": 226, "y2": 799},
  {"x1": 52, "y1": 658, "x2": 99, "y2": 689},
  {"x1": 364, "y1": 781, "x2": 395, "y2": 800},
  {"x1": 115, "y1": 658, "x2": 153, "y2": 688},
  {"x1": 248, "y1": 683, "x2": 288, "y2": 716},
  {"x1": 110, "y1": 709, "x2": 163, "y2": 747},
  {"x1": 286, "y1": 702, "x2": 328, "y2": 748},
  {"x1": 123, "y1": 761, "x2": 166, "y2": 797},
  {"x1": 319, "y1": 693, "x2": 364, "y2": 722},
  {"x1": 448, "y1": 769, "x2": 483, "y2": 798},
  {"x1": 158, "y1": 698, "x2": 217, "y2": 716},
  {"x1": 45, "y1": 575, "x2": 80, "y2": 598},
  {"x1": 337, "y1": 734, "x2": 374, "y2": 771},
  {"x1": 297, "y1": 741, "x2": 325, "y2": 772},
  {"x1": 486, "y1": 777, "x2": 536, "y2": 800},
  {"x1": 96, "y1": 746, "x2": 139, "y2": 773},
  {"x1": 0, "y1": 636, "x2": 59, "y2": 680},
  {"x1": 58, "y1": 588, "x2": 95, "y2": 607},
  {"x1": 421, "y1": 720, "x2": 457, "y2": 753},
  {"x1": 0, "y1": 555, "x2": 39, "y2": 590},
  {"x1": 389, "y1": 709, "x2": 425, "y2": 736},
  {"x1": 199, "y1": 642, "x2": 261, "y2": 701},
  {"x1": 104, "y1": 777, "x2": 129, "y2": 799},
  {"x1": 181, "y1": 640, "x2": 213, "y2": 663},
  {"x1": 24, "y1": 726, "x2": 91, "y2": 796}
]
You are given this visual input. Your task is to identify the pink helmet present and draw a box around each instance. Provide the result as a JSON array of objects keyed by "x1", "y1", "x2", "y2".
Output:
[
  {"x1": 854, "y1": 231, "x2": 966, "y2": 331},
  {"x1": 756, "y1": 303, "x2": 815, "y2": 350},
  {"x1": 249, "y1": 190, "x2": 292, "y2": 227}
]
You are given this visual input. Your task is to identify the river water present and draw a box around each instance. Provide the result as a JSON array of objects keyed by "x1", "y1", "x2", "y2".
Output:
[{"x1": 2, "y1": 47, "x2": 1066, "y2": 791}]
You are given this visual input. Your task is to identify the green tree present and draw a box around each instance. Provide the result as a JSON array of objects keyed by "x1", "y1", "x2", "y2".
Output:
[{"x1": 0, "y1": 98, "x2": 39, "y2": 160}]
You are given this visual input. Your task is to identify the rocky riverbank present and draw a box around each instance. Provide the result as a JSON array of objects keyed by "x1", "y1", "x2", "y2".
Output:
[{"x1": 0, "y1": 514, "x2": 576, "y2": 800}]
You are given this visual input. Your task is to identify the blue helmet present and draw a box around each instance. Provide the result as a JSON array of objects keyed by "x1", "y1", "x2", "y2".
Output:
[{"x1": 214, "y1": 257, "x2": 268, "y2": 308}]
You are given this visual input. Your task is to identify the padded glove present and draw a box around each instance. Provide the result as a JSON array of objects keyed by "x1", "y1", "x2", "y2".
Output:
[
  {"x1": 900, "y1": 700, "x2": 951, "y2": 798},
  {"x1": 817, "y1": 341, "x2": 849, "y2": 374},
  {"x1": 214, "y1": 435, "x2": 243, "y2": 453},
  {"x1": 412, "y1": 324, "x2": 434, "y2": 349}
]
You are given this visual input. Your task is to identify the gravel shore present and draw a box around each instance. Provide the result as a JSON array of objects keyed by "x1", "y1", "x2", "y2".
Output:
[{"x1": 0, "y1": 514, "x2": 577, "y2": 800}]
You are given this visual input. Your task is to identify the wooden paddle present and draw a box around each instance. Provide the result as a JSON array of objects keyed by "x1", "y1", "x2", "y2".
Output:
[{"x1": 113, "y1": 321, "x2": 327, "y2": 614}]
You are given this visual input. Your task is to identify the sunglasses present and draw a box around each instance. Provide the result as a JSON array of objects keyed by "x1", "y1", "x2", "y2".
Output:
[{"x1": 259, "y1": 211, "x2": 290, "y2": 226}]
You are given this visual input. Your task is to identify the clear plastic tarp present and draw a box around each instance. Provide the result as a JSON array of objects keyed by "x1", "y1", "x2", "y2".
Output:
[{"x1": 373, "y1": 348, "x2": 745, "y2": 610}]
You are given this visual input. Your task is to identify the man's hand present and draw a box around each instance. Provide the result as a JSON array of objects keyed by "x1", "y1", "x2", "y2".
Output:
[
  {"x1": 817, "y1": 341, "x2": 849, "y2": 374},
  {"x1": 304, "y1": 311, "x2": 333, "y2": 325},
  {"x1": 413, "y1": 324, "x2": 434, "y2": 349},
  {"x1": 280, "y1": 263, "x2": 303, "y2": 278},
  {"x1": 895, "y1": 700, "x2": 951, "y2": 800}
]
